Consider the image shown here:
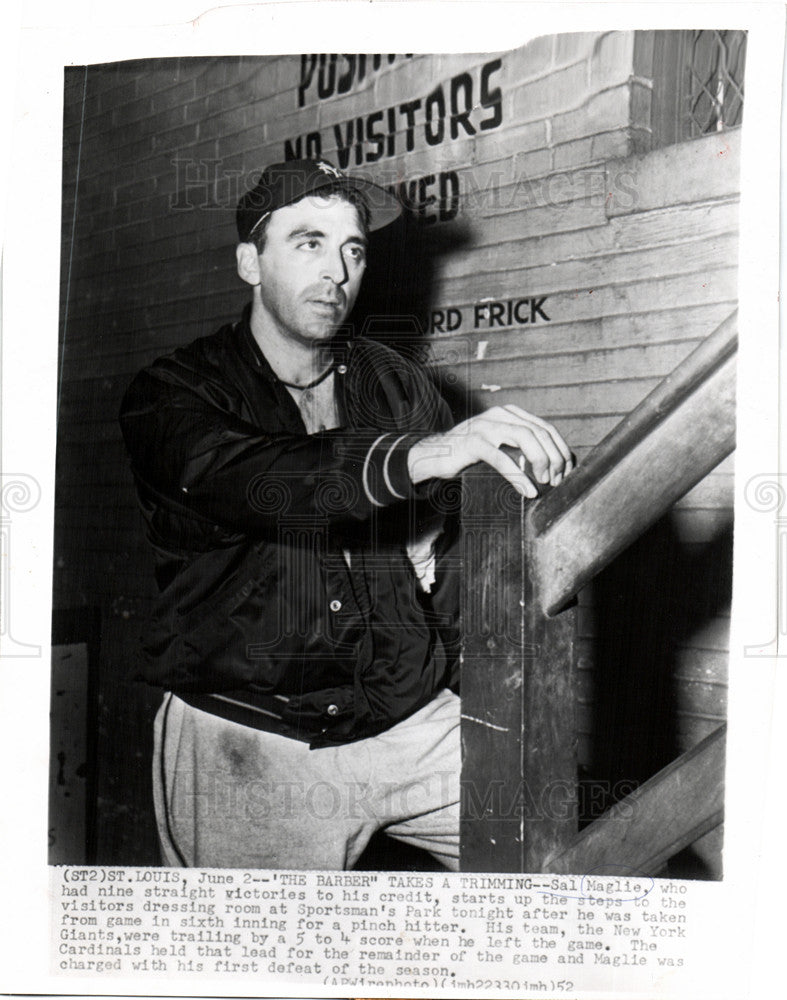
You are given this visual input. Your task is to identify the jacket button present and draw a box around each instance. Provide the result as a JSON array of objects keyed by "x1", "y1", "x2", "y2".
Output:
[
  {"x1": 329, "y1": 599, "x2": 342, "y2": 612},
  {"x1": 326, "y1": 704, "x2": 339, "y2": 716},
  {"x1": 337, "y1": 364, "x2": 347, "y2": 375}
]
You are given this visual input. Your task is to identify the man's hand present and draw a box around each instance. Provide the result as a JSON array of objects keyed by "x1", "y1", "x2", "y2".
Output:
[{"x1": 408, "y1": 404, "x2": 573, "y2": 499}]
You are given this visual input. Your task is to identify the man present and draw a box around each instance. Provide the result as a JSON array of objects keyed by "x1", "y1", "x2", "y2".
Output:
[{"x1": 120, "y1": 158, "x2": 572, "y2": 870}]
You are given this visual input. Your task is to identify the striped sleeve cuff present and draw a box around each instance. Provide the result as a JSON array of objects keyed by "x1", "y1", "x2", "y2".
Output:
[{"x1": 361, "y1": 432, "x2": 426, "y2": 508}]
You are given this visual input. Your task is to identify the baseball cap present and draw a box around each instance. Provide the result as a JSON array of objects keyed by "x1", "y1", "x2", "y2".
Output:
[{"x1": 236, "y1": 158, "x2": 402, "y2": 242}]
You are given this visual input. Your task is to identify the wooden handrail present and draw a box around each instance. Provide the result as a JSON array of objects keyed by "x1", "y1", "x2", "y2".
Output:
[
  {"x1": 532, "y1": 311, "x2": 737, "y2": 615},
  {"x1": 530, "y1": 311, "x2": 737, "y2": 535}
]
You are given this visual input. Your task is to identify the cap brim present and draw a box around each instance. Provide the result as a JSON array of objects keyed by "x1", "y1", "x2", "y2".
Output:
[
  {"x1": 309, "y1": 174, "x2": 402, "y2": 233},
  {"x1": 348, "y1": 178, "x2": 402, "y2": 232}
]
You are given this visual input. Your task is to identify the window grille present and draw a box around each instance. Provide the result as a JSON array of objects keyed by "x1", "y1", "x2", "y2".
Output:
[
  {"x1": 644, "y1": 29, "x2": 747, "y2": 150},
  {"x1": 686, "y1": 30, "x2": 746, "y2": 136}
]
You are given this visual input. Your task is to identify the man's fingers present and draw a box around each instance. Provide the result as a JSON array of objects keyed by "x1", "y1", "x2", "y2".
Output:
[
  {"x1": 504, "y1": 406, "x2": 573, "y2": 468},
  {"x1": 415, "y1": 407, "x2": 574, "y2": 491},
  {"x1": 490, "y1": 424, "x2": 553, "y2": 485},
  {"x1": 522, "y1": 423, "x2": 568, "y2": 485},
  {"x1": 501, "y1": 404, "x2": 573, "y2": 467},
  {"x1": 475, "y1": 440, "x2": 538, "y2": 498},
  {"x1": 479, "y1": 411, "x2": 570, "y2": 487}
]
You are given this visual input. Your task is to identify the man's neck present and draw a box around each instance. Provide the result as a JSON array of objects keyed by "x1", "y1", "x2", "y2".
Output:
[{"x1": 249, "y1": 301, "x2": 333, "y2": 387}]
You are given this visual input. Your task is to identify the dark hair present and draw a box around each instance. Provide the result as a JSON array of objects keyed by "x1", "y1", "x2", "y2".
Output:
[{"x1": 249, "y1": 184, "x2": 370, "y2": 253}]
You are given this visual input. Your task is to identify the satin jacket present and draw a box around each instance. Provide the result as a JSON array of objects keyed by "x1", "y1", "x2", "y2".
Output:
[{"x1": 119, "y1": 306, "x2": 460, "y2": 747}]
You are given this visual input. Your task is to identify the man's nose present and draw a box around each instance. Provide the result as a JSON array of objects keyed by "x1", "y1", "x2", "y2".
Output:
[{"x1": 321, "y1": 247, "x2": 348, "y2": 285}]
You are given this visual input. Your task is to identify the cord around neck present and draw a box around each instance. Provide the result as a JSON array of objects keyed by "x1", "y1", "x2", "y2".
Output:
[{"x1": 277, "y1": 363, "x2": 335, "y2": 391}]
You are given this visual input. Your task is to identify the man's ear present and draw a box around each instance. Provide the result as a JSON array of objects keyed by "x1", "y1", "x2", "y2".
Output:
[{"x1": 236, "y1": 242, "x2": 261, "y2": 286}]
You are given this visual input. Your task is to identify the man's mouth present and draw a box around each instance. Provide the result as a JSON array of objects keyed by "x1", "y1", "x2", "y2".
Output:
[{"x1": 310, "y1": 299, "x2": 344, "y2": 311}]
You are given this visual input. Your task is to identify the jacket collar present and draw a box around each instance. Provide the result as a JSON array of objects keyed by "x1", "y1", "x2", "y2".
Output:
[{"x1": 236, "y1": 302, "x2": 278, "y2": 382}]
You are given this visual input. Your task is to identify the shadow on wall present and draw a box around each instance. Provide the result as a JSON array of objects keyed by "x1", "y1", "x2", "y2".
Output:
[{"x1": 352, "y1": 209, "x2": 477, "y2": 420}]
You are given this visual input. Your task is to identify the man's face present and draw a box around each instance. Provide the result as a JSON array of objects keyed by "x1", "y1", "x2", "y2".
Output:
[{"x1": 254, "y1": 193, "x2": 367, "y2": 346}]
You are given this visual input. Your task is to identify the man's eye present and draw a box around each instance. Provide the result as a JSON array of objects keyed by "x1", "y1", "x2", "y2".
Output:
[
  {"x1": 344, "y1": 246, "x2": 366, "y2": 264},
  {"x1": 298, "y1": 239, "x2": 320, "y2": 250}
]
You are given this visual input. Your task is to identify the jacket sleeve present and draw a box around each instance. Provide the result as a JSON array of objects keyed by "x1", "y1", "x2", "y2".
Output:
[{"x1": 119, "y1": 364, "x2": 444, "y2": 535}]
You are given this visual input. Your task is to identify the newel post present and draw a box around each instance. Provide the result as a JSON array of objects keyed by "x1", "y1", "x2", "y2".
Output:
[{"x1": 459, "y1": 467, "x2": 578, "y2": 872}]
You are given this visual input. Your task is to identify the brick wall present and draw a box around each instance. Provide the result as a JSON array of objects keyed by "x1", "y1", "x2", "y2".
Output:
[{"x1": 57, "y1": 34, "x2": 737, "y2": 864}]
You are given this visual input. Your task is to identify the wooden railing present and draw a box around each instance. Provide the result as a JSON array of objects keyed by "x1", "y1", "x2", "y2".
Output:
[{"x1": 460, "y1": 312, "x2": 736, "y2": 874}]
